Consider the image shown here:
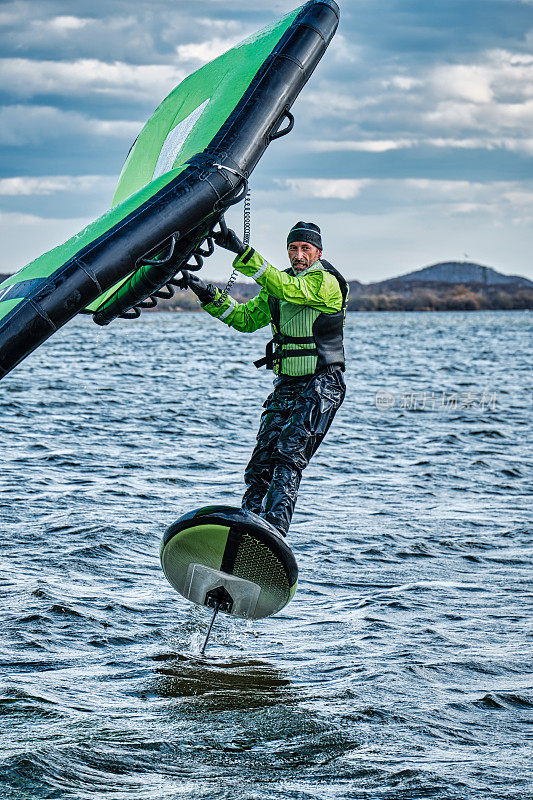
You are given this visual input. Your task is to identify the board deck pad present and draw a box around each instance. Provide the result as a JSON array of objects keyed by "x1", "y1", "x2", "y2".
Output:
[{"x1": 160, "y1": 506, "x2": 298, "y2": 619}]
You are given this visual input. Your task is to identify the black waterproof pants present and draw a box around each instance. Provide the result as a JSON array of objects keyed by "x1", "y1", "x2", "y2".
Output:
[{"x1": 241, "y1": 367, "x2": 345, "y2": 535}]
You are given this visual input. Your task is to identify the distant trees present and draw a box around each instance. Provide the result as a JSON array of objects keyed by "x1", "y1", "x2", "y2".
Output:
[
  {"x1": 144, "y1": 281, "x2": 533, "y2": 312},
  {"x1": 1, "y1": 272, "x2": 530, "y2": 314},
  {"x1": 346, "y1": 282, "x2": 532, "y2": 311}
]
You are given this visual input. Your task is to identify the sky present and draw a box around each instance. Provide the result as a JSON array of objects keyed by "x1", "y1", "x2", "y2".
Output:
[{"x1": 0, "y1": 0, "x2": 532, "y2": 282}]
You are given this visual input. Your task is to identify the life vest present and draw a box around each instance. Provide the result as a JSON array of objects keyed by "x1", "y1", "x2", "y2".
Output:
[{"x1": 254, "y1": 260, "x2": 348, "y2": 377}]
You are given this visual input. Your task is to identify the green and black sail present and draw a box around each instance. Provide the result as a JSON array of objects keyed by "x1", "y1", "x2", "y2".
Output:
[{"x1": 0, "y1": 0, "x2": 339, "y2": 380}]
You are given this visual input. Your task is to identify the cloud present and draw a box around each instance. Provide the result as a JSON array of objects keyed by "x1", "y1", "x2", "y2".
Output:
[
  {"x1": 3, "y1": 179, "x2": 531, "y2": 281},
  {"x1": 393, "y1": 178, "x2": 533, "y2": 210},
  {"x1": 0, "y1": 210, "x2": 91, "y2": 275},
  {"x1": 254, "y1": 178, "x2": 532, "y2": 279},
  {"x1": 381, "y1": 76, "x2": 423, "y2": 91},
  {"x1": 0, "y1": 175, "x2": 114, "y2": 196},
  {"x1": 0, "y1": 5, "x2": 31, "y2": 27},
  {"x1": 297, "y1": 86, "x2": 379, "y2": 121},
  {"x1": 430, "y1": 64, "x2": 494, "y2": 103},
  {"x1": 175, "y1": 37, "x2": 240, "y2": 64},
  {"x1": 0, "y1": 7, "x2": 159, "y2": 64},
  {"x1": 47, "y1": 15, "x2": 90, "y2": 33},
  {"x1": 425, "y1": 49, "x2": 532, "y2": 124},
  {"x1": 0, "y1": 4, "x2": 258, "y2": 66},
  {"x1": 308, "y1": 139, "x2": 414, "y2": 153},
  {"x1": 414, "y1": 49, "x2": 533, "y2": 136},
  {"x1": 328, "y1": 33, "x2": 362, "y2": 65},
  {"x1": 0, "y1": 58, "x2": 185, "y2": 100},
  {"x1": 295, "y1": 45, "x2": 533, "y2": 163},
  {"x1": 423, "y1": 98, "x2": 533, "y2": 131},
  {"x1": 400, "y1": 179, "x2": 533, "y2": 227},
  {"x1": 0, "y1": 0, "x2": 531, "y2": 281},
  {"x1": 502, "y1": 188, "x2": 533, "y2": 206},
  {"x1": 91, "y1": 118, "x2": 143, "y2": 138},
  {"x1": 193, "y1": 17, "x2": 244, "y2": 34},
  {"x1": 277, "y1": 178, "x2": 372, "y2": 200},
  {"x1": 307, "y1": 136, "x2": 533, "y2": 156},
  {"x1": 274, "y1": 176, "x2": 533, "y2": 221},
  {"x1": 0, "y1": 105, "x2": 141, "y2": 146},
  {"x1": 0, "y1": 210, "x2": 48, "y2": 225}
]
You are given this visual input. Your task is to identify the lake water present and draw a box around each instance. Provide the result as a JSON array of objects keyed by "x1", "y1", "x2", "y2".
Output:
[{"x1": 0, "y1": 310, "x2": 531, "y2": 800}]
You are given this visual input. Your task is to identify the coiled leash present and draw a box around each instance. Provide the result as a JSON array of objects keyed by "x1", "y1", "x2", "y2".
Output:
[{"x1": 212, "y1": 163, "x2": 251, "y2": 308}]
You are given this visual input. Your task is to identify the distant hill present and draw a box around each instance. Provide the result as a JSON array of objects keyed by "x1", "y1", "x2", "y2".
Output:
[
  {"x1": 157, "y1": 261, "x2": 532, "y2": 311},
  {"x1": 1, "y1": 261, "x2": 531, "y2": 312},
  {"x1": 346, "y1": 260, "x2": 533, "y2": 311},
  {"x1": 374, "y1": 261, "x2": 533, "y2": 289}
]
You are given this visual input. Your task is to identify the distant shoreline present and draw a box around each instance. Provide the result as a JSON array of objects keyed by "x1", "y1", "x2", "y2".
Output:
[
  {"x1": 138, "y1": 281, "x2": 533, "y2": 313},
  {"x1": 144, "y1": 305, "x2": 531, "y2": 313},
  {"x1": 2, "y1": 258, "x2": 531, "y2": 313}
]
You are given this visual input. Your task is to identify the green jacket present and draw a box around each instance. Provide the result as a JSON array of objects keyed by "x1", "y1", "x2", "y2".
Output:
[{"x1": 201, "y1": 246, "x2": 343, "y2": 331}]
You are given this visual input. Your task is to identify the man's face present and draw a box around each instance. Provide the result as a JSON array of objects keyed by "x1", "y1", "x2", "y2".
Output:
[{"x1": 287, "y1": 241, "x2": 322, "y2": 273}]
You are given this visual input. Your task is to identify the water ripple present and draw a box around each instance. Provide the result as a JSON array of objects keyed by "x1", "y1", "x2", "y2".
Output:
[{"x1": 0, "y1": 311, "x2": 531, "y2": 799}]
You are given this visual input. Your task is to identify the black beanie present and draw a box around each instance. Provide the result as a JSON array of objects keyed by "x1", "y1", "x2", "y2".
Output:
[{"x1": 287, "y1": 221, "x2": 322, "y2": 250}]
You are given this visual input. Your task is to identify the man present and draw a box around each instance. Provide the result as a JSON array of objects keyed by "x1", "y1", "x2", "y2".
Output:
[{"x1": 182, "y1": 221, "x2": 348, "y2": 537}]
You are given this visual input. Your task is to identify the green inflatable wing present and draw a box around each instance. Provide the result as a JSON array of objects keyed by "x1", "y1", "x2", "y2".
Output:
[{"x1": 0, "y1": 0, "x2": 339, "y2": 380}]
